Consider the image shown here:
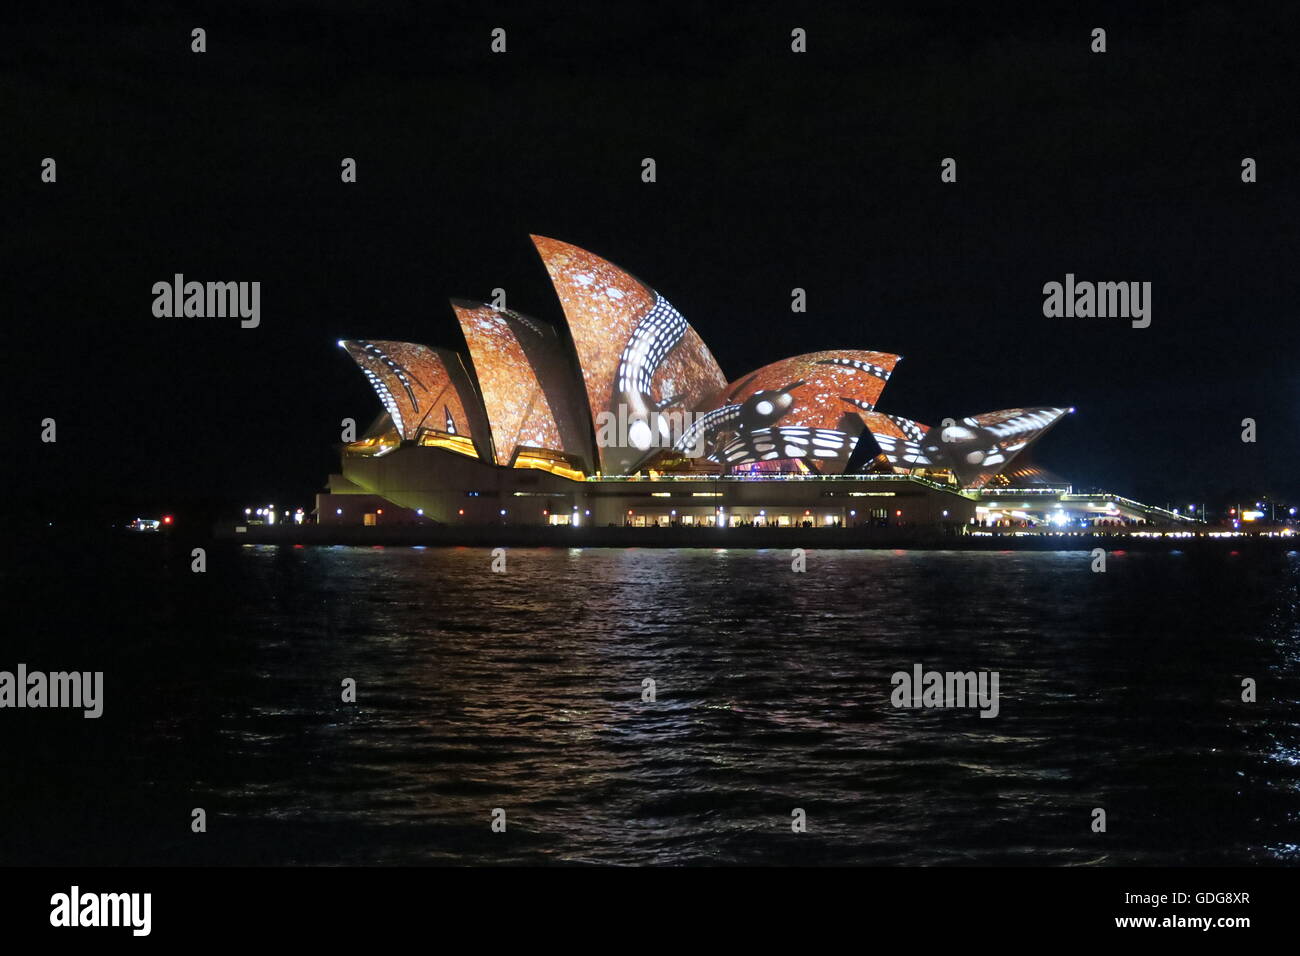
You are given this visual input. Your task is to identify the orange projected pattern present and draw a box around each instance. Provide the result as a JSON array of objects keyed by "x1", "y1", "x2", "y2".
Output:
[
  {"x1": 340, "y1": 340, "x2": 478, "y2": 449},
  {"x1": 337, "y1": 238, "x2": 1073, "y2": 486},
  {"x1": 678, "y1": 350, "x2": 899, "y2": 474},
  {"x1": 531, "y1": 235, "x2": 727, "y2": 474},
  {"x1": 716, "y1": 350, "x2": 898, "y2": 427},
  {"x1": 857, "y1": 410, "x2": 919, "y2": 443},
  {"x1": 453, "y1": 302, "x2": 567, "y2": 466}
]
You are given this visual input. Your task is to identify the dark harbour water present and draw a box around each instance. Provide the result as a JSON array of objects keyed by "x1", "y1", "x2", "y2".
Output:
[{"x1": 4, "y1": 538, "x2": 1300, "y2": 866}]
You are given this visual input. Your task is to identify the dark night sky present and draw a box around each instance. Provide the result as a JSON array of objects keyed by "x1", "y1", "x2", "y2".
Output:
[{"x1": 8, "y1": 1, "x2": 1300, "y2": 521}]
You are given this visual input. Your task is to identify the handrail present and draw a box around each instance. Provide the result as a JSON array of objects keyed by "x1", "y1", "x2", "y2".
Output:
[{"x1": 587, "y1": 473, "x2": 955, "y2": 491}]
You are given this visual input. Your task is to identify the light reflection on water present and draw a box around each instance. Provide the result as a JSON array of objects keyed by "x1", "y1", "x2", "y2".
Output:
[
  {"x1": 5, "y1": 543, "x2": 1299, "y2": 865},
  {"x1": 199, "y1": 546, "x2": 1300, "y2": 864}
]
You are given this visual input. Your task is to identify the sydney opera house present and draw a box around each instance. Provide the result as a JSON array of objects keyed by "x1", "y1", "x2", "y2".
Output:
[{"x1": 314, "y1": 236, "x2": 1174, "y2": 532}]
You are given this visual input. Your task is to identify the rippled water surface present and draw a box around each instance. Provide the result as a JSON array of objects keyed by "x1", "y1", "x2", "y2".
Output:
[{"x1": 5, "y1": 540, "x2": 1300, "y2": 865}]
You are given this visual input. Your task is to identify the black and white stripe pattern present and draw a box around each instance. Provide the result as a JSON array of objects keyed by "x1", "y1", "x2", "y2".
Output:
[
  {"x1": 870, "y1": 433, "x2": 931, "y2": 468},
  {"x1": 719, "y1": 426, "x2": 855, "y2": 464},
  {"x1": 673, "y1": 403, "x2": 741, "y2": 454},
  {"x1": 815, "y1": 356, "x2": 891, "y2": 380},
  {"x1": 358, "y1": 364, "x2": 404, "y2": 435},
  {"x1": 357, "y1": 341, "x2": 422, "y2": 409},
  {"x1": 975, "y1": 408, "x2": 1067, "y2": 439},
  {"x1": 615, "y1": 294, "x2": 688, "y2": 415},
  {"x1": 886, "y1": 414, "x2": 928, "y2": 443}
]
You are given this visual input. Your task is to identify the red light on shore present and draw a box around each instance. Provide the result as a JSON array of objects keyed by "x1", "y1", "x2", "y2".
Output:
[
  {"x1": 895, "y1": 510, "x2": 902, "y2": 517},
  {"x1": 162, "y1": 515, "x2": 173, "y2": 525}
]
